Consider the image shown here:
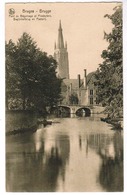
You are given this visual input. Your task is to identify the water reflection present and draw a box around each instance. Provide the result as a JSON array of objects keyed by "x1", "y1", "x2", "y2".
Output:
[
  {"x1": 98, "y1": 131, "x2": 123, "y2": 192},
  {"x1": 77, "y1": 131, "x2": 123, "y2": 192},
  {"x1": 6, "y1": 116, "x2": 123, "y2": 192},
  {"x1": 6, "y1": 128, "x2": 70, "y2": 192}
]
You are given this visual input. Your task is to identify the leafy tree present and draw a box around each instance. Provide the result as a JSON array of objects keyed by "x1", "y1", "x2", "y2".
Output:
[
  {"x1": 69, "y1": 92, "x2": 79, "y2": 105},
  {"x1": 28, "y1": 51, "x2": 62, "y2": 111},
  {"x1": 6, "y1": 32, "x2": 62, "y2": 111},
  {"x1": 5, "y1": 40, "x2": 20, "y2": 109},
  {"x1": 95, "y1": 6, "x2": 122, "y2": 118},
  {"x1": 14, "y1": 33, "x2": 38, "y2": 109}
]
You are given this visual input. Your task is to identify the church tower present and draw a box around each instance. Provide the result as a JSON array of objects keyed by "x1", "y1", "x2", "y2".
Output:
[{"x1": 54, "y1": 20, "x2": 69, "y2": 79}]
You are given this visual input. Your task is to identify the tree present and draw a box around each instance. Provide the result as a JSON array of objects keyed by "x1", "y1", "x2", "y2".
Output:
[
  {"x1": 5, "y1": 40, "x2": 20, "y2": 109},
  {"x1": 6, "y1": 32, "x2": 62, "y2": 111},
  {"x1": 15, "y1": 33, "x2": 38, "y2": 110},
  {"x1": 28, "y1": 51, "x2": 62, "y2": 112},
  {"x1": 95, "y1": 6, "x2": 122, "y2": 118},
  {"x1": 69, "y1": 92, "x2": 79, "y2": 105}
]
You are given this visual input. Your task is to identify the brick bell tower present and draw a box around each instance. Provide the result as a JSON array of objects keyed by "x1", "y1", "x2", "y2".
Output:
[{"x1": 54, "y1": 20, "x2": 69, "y2": 79}]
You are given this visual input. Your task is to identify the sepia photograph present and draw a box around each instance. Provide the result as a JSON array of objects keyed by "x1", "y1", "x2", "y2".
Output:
[{"x1": 5, "y1": 1, "x2": 123, "y2": 192}]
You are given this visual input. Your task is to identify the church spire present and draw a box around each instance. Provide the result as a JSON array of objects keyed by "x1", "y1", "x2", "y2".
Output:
[
  {"x1": 59, "y1": 20, "x2": 62, "y2": 30},
  {"x1": 57, "y1": 20, "x2": 64, "y2": 49},
  {"x1": 54, "y1": 21, "x2": 69, "y2": 79}
]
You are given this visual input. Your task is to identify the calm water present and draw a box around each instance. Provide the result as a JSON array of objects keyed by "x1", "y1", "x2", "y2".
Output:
[{"x1": 6, "y1": 114, "x2": 123, "y2": 192}]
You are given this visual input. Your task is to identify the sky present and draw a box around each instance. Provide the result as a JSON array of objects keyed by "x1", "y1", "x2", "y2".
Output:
[{"x1": 5, "y1": 2, "x2": 119, "y2": 78}]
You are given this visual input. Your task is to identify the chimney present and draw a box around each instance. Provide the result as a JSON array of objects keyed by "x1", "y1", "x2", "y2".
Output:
[
  {"x1": 70, "y1": 83, "x2": 72, "y2": 93},
  {"x1": 78, "y1": 74, "x2": 81, "y2": 88},
  {"x1": 84, "y1": 69, "x2": 87, "y2": 77},
  {"x1": 84, "y1": 69, "x2": 87, "y2": 89}
]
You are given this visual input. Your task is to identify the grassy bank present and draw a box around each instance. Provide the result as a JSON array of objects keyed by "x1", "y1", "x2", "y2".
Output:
[{"x1": 6, "y1": 110, "x2": 43, "y2": 134}]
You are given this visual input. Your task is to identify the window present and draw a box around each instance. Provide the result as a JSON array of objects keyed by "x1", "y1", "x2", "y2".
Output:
[
  {"x1": 90, "y1": 97, "x2": 93, "y2": 105},
  {"x1": 90, "y1": 89, "x2": 93, "y2": 95}
]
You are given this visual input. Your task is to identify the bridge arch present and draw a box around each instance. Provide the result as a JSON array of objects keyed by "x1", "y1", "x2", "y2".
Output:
[
  {"x1": 58, "y1": 105, "x2": 70, "y2": 109},
  {"x1": 75, "y1": 107, "x2": 91, "y2": 117},
  {"x1": 57, "y1": 105, "x2": 71, "y2": 115}
]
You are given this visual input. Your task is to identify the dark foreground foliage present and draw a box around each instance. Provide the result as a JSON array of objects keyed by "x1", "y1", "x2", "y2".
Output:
[
  {"x1": 95, "y1": 6, "x2": 122, "y2": 118},
  {"x1": 6, "y1": 32, "x2": 62, "y2": 112}
]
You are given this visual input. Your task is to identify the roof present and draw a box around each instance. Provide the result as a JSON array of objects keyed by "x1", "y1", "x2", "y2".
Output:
[
  {"x1": 62, "y1": 71, "x2": 96, "y2": 89},
  {"x1": 63, "y1": 79, "x2": 82, "y2": 90},
  {"x1": 86, "y1": 71, "x2": 96, "y2": 85}
]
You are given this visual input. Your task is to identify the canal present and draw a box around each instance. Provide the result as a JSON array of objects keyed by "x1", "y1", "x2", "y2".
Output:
[{"x1": 6, "y1": 114, "x2": 123, "y2": 192}]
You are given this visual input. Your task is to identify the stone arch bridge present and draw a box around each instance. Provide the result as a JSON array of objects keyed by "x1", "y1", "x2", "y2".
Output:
[{"x1": 57, "y1": 105, "x2": 93, "y2": 116}]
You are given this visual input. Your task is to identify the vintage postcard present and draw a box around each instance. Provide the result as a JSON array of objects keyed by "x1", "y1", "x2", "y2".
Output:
[{"x1": 5, "y1": 1, "x2": 123, "y2": 192}]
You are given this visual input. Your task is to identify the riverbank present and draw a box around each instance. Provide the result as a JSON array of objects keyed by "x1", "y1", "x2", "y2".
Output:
[
  {"x1": 100, "y1": 117, "x2": 123, "y2": 130},
  {"x1": 6, "y1": 110, "x2": 54, "y2": 136},
  {"x1": 6, "y1": 110, "x2": 38, "y2": 131},
  {"x1": 6, "y1": 125, "x2": 38, "y2": 136},
  {"x1": 6, "y1": 110, "x2": 42, "y2": 135}
]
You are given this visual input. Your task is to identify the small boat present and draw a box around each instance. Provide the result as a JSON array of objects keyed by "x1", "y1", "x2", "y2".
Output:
[
  {"x1": 100, "y1": 117, "x2": 107, "y2": 122},
  {"x1": 100, "y1": 117, "x2": 111, "y2": 123}
]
